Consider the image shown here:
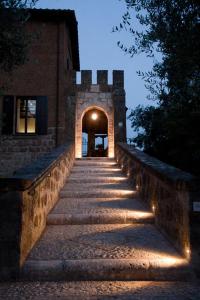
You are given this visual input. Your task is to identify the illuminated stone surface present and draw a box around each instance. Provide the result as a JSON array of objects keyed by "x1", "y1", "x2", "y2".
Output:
[
  {"x1": 0, "y1": 281, "x2": 200, "y2": 300},
  {"x1": 19, "y1": 158, "x2": 192, "y2": 281},
  {"x1": 75, "y1": 89, "x2": 115, "y2": 158},
  {"x1": 48, "y1": 158, "x2": 153, "y2": 224},
  {"x1": 26, "y1": 224, "x2": 184, "y2": 260},
  {"x1": 115, "y1": 143, "x2": 194, "y2": 260},
  {"x1": 75, "y1": 70, "x2": 127, "y2": 159}
]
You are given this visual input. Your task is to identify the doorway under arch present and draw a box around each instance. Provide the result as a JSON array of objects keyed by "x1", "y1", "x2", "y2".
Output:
[
  {"x1": 82, "y1": 108, "x2": 108, "y2": 157},
  {"x1": 75, "y1": 105, "x2": 114, "y2": 158}
]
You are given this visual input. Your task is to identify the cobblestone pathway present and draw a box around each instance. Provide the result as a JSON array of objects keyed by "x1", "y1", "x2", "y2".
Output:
[{"x1": 0, "y1": 158, "x2": 198, "y2": 299}]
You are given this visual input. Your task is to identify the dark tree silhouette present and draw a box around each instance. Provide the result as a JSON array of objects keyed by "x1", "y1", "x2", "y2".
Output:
[
  {"x1": 115, "y1": 0, "x2": 200, "y2": 175},
  {"x1": 0, "y1": 0, "x2": 37, "y2": 72}
]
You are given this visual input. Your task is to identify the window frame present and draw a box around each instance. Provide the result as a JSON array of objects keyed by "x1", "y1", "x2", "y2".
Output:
[
  {"x1": 15, "y1": 96, "x2": 37, "y2": 135},
  {"x1": 2, "y1": 95, "x2": 48, "y2": 136}
]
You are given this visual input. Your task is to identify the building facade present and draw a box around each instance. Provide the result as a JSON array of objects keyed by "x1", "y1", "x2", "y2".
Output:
[
  {"x1": 0, "y1": 9, "x2": 79, "y2": 175},
  {"x1": 0, "y1": 9, "x2": 127, "y2": 176}
]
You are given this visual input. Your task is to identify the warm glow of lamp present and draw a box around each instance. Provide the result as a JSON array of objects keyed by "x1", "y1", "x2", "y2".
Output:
[
  {"x1": 160, "y1": 256, "x2": 184, "y2": 266},
  {"x1": 185, "y1": 247, "x2": 191, "y2": 259},
  {"x1": 91, "y1": 112, "x2": 98, "y2": 120},
  {"x1": 110, "y1": 177, "x2": 127, "y2": 182},
  {"x1": 127, "y1": 210, "x2": 153, "y2": 220},
  {"x1": 111, "y1": 168, "x2": 122, "y2": 172},
  {"x1": 186, "y1": 248, "x2": 190, "y2": 255}
]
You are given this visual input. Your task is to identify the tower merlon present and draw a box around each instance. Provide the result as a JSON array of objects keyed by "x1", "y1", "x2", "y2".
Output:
[
  {"x1": 81, "y1": 70, "x2": 92, "y2": 85},
  {"x1": 97, "y1": 70, "x2": 108, "y2": 85},
  {"x1": 113, "y1": 70, "x2": 124, "y2": 88},
  {"x1": 76, "y1": 70, "x2": 124, "y2": 87}
]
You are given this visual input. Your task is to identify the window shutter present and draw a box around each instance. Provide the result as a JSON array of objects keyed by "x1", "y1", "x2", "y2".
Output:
[
  {"x1": 2, "y1": 96, "x2": 14, "y2": 134},
  {"x1": 36, "y1": 96, "x2": 48, "y2": 135}
]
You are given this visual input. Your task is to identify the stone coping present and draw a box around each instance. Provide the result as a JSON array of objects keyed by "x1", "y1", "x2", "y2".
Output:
[
  {"x1": 117, "y1": 143, "x2": 196, "y2": 189},
  {"x1": 0, "y1": 143, "x2": 74, "y2": 192}
]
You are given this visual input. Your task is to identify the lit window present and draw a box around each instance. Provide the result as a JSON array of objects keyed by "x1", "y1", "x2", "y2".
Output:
[
  {"x1": 2, "y1": 95, "x2": 48, "y2": 135},
  {"x1": 16, "y1": 98, "x2": 36, "y2": 134}
]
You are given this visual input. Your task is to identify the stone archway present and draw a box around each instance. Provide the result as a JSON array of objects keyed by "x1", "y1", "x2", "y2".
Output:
[
  {"x1": 75, "y1": 104, "x2": 114, "y2": 158},
  {"x1": 82, "y1": 108, "x2": 108, "y2": 157}
]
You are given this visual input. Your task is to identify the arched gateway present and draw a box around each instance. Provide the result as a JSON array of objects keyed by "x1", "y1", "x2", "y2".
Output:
[
  {"x1": 82, "y1": 107, "x2": 109, "y2": 157},
  {"x1": 75, "y1": 70, "x2": 127, "y2": 158}
]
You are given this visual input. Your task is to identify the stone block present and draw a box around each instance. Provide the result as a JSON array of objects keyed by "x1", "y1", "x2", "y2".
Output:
[
  {"x1": 90, "y1": 85, "x2": 100, "y2": 93},
  {"x1": 81, "y1": 70, "x2": 92, "y2": 85},
  {"x1": 97, "y1": 70, "x2": 108, "y2": 85},
  {"x1": 113, "y1": 70, "x2": 124, "y2": 88}
]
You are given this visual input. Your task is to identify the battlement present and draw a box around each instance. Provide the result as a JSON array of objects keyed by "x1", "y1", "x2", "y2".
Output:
[{"x1": 74, "y1": 70, "x2": 124, "y2": 88}]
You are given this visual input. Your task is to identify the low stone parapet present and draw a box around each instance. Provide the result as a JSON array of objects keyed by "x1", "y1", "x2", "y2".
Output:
[
  {"x1": 0, "y1": 143, "x2": 75, "y2": 280},
  {"x1": 115, "y1": 143, "x2": 200, "y2": 267}
]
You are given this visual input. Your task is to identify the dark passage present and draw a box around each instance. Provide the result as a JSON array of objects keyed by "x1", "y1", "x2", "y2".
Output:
[{"x1": 82, "y1": 109, "x2": 108, "y2": 157}]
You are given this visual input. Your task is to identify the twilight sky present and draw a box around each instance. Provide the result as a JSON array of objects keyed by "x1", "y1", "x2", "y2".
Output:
[{"x1": 36, "y1": 0, "x2": 154, "y2": 137}]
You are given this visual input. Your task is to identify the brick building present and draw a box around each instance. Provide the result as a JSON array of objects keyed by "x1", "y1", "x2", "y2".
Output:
[
  {"x1": 0, "y1": 8, "x2": 126, "y2": 176},
  {"x1": 0, "y1": 9, "x2": 80, "y2": 175}
]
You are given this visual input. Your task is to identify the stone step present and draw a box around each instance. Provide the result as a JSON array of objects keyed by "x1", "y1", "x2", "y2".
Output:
[
  {"x1": 66, "y1": 176, "x2": 128, "y2": 183},
  {"x1": 69, "y1": 172, "x2": 126, "y2": 179},
  {"x1": 47, "y1": 211, "x2": 154, "y2": 225},
  {"x1": 73, "y1": 165, "x2": 119, "y2": 170},
  {"x1": 50, "y1": 197, "x2": 149, "y2": 212},
  {"x1": 60, "y1": 188, "x2": 136, "y2": 198},
  {"x1": 74, "y1": 159, "x2": 116, "y2": 164},
  {"x1": 76, "y1": 158, "x2": 114, "y2": 161},
  {"x1": 18, "y1": 157, "x2": 195, "y2": 285},
  {"x1": 2, "y1": 281, "x2": 200, "y2": 299},
  {"x1": 71, "y1": 167, "x2": 122, "y2": 174},
  {"x1": 21, "y1": 258, "x2": 191, "y2": 282},
  {"x1": 61, "y1": 182, "x2": 132, "y2": 191},
  {"x1": 73, "y1": 164, "x2": 120, "y2": 169},
  {"x1": 22, "y1": 224, "x2": 192, "y2": 281},
  {"x1": 74, "y1": 161, "x2": 118, "y2": 168},
  {"x1": 49, "y1": 197, "x2": 153, "y2": 224},
  {"x1": 70, "y1": 172, "x2": 123, "y2": 177}
]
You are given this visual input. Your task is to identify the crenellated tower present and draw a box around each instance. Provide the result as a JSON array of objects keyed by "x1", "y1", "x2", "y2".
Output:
[{"x1": 67, "y1": 70, "x2": 127, "y2": 158}]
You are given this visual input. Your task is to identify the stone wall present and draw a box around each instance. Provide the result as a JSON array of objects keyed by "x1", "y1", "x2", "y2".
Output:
[
  {"x1": 75, "y1": 70, "x2": 114, "y2": 158},
  {"x1": 75, "y1": 70, "x2": 127, "y2": 158},
  {"x1": 0, "y1": 128, "x2": 56, "y2": 176},
  {"x1": 0, "y1": 143, "x2": 75, "y2": 279},
  {"x1": 115, "y1": 143, "x2": 200, "y2": 267}
]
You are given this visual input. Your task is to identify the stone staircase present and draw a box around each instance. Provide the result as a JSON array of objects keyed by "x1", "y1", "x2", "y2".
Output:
[{"x1": 21, "y1": 158, "x2": 191, "y2": 281}]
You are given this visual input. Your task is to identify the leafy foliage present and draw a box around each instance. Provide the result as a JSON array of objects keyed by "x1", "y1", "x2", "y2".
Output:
[
  {"x1": 115, "y1": 0, "x2": 200, "y2": 175},
  {"x1": 0, "y1": 0, "x2": 37, "y2": 72}
]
